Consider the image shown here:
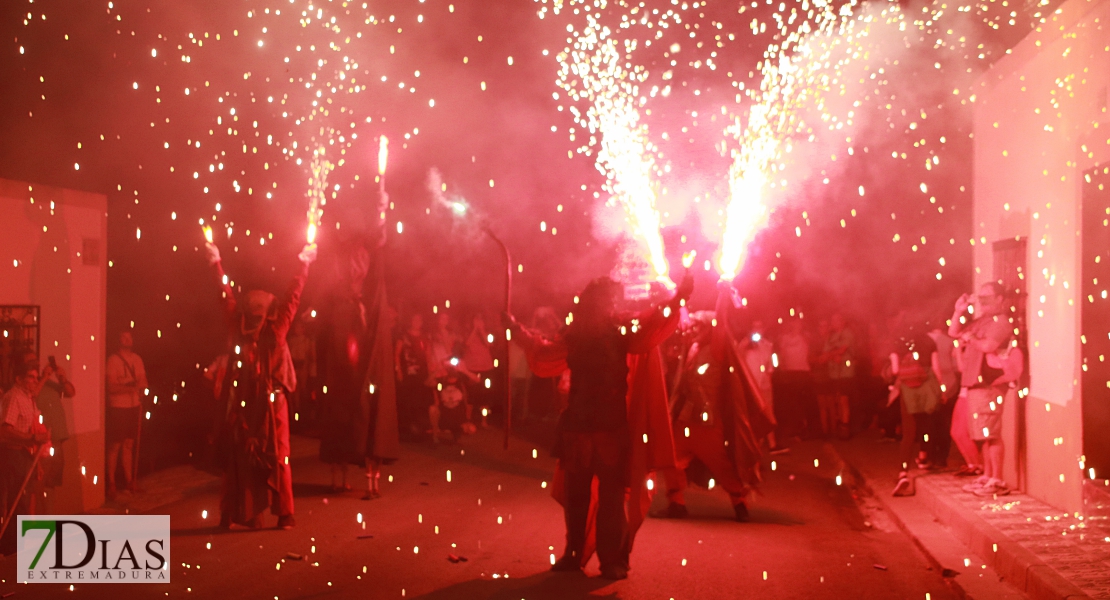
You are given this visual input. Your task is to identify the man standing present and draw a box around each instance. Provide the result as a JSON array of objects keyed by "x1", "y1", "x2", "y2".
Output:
[
  {"x1": 106, "y1": 331, "x2": 147, "y2": 499},
  {"x1": 36, "y1": 358, "x2": 76, "y2": 506},
  {"x1": 949, "y1": 282, "x2": 1016, "y2": 496},
  {"x1": 206, "y1": 239, "x2": 316, "y2": 529},
  {"x1": 926, "y1": 319, "x2": 962, "y2": 469},
  {"x1": 509, "y1": 274, "x2": 691, "y2": 580},
  {"x1": 0, "y1": 360, "x2": 49, "y2": 550}
]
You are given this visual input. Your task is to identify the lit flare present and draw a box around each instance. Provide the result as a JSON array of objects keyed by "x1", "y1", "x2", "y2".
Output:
[
  {"x1": 305, "y1": 149, "x2": 334, "y2": 247},
  {"x1": 682, "y1": 250, "x2": 697, "y2": 270},
  {"x1": 377, "y1": 135, "x2": 389, "y2": 176}
]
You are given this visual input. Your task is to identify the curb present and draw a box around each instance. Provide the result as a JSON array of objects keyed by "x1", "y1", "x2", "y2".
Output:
[
  {"x1": 828, "y1": 438, "x2": 1092, "y2": 600},
  {"x1": 830, "y1": 446, "x2": 976, "y2": 600},
  {"x1": 913, "y1": 477, "x2": 1091, "y2": 600}
]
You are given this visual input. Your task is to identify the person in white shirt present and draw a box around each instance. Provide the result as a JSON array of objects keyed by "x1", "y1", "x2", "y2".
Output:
[
  {"x1": 743, "y1": 320, "x2": 783, "y2": 452},
  {"x1": 105, "y1": 331, "x2": 147, "y2": 498},
  {"x1": 776, "y1": 318, "x2": 817, "y2": 440}
]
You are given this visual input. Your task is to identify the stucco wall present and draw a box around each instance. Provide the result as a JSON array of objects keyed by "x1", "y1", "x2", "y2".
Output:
[
  {"x1": 972, "y1": 0, "x2": 1110, "y2": 512},
  {"x1": 0, "y1": 178, "x2": 107, "y2": 514}
]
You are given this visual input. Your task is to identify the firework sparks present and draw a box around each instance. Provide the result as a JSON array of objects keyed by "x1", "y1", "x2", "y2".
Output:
[
  {"x1": 719, "y1": 0, "x2": 863, "y2": 279},
  {"x1": 556, "y1": 11, "x2": 674, "y2": 287},
  {"x1": 305, "y1": 149, "x2": 334, "y2": 244}
]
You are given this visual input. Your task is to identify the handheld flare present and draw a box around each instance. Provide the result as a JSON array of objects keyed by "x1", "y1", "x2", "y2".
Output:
[
  {"x1": 202, "y1": 225, "x2": 214, "y2": 244},
  {"x1": 378, "y1": 136, "x2": 389, "y2": 177},
  {"x1": 682, "y1": 250, "x2": 697, "y2": 270}
]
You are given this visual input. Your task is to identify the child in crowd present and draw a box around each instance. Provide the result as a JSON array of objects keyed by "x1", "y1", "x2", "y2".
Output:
[{"x1": 430, "y1": 357, "x2": 478, "y2": 443}]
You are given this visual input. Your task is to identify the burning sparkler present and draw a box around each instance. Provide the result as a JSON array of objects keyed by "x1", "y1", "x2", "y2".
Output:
[
  {"x1": 305, "y1": 149, "x2": 334, "y2": 245},
  {"x1": 376, "y1": 135, "x2": 390, "y2": 238},
  {"x1": 378, "y1": 135, "x2": 389, "y2": 179},
  {"x1": 718, "y1": 0, "x2": 862, "y2": 280},
  {"x1": 556, "y1": 13, "x2": 674, "y2": 289}
]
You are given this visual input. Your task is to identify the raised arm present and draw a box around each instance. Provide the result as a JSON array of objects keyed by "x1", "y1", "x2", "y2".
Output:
[
  {"x1": 628, "y1": 273, "x2": 692, "y2": 354},
  {"x1": 206, "y1": 243, "x2": 238, "y2": 322},
  {"x1": 272, "y1": 246, "x2": 316, "y2": 338},
  {"x1": 505, "y1": 315, "x2": 568, "y2": 377},
  {"x1": 947, "y1": 293, "x2": 971, "y2": 338},
  {"x1": 50, "y1": 365, "x2": 77, "y2": 398}
]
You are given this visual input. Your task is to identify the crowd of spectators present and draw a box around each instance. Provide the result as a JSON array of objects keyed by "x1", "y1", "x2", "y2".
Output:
[
  {"x1": 0, "y1": 278, "x2": 1025, "y2": 548},
  {"x1": 280, "y1": 278, "x2": 1024, "y2": 498}
]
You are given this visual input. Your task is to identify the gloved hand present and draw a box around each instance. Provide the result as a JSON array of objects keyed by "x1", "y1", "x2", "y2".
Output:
[
  {"x1": 205, "y1": 242, "x2": 222, "y2": 266},
  {"x1": 299, "y1": 243, "x2": 318, "y2": 265}
]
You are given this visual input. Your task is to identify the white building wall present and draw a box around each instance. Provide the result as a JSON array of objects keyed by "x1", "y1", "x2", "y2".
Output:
[
  {"x1": 0, "y1": 178, "x2": 108, "y2": 514},
  {"x1": 972, "y1": 0, "x2": 1110, "y2": 512}
]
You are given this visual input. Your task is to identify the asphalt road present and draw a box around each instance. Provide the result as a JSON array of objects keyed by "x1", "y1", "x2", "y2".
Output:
[{"x1": 1, "y1": 428, "x2": 955, "y2": 599}]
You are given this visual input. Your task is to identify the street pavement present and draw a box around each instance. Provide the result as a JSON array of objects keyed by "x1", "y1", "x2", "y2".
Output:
[{"x1": 1, "y1": 428, "x2": 957, "y2": 599}]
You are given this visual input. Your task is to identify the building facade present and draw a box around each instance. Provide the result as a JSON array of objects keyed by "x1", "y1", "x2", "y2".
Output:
[
  {"x1": 0, "y1": 178, "x2": 108, "y2": 514},
  {"x1": 972, "y1": 0, "x2": 1109, "y2": 512}
]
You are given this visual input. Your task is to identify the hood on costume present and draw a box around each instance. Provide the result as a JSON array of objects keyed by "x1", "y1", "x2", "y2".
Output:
[{"x1": 242, "y1": 290, "x2": 277, "y2": 337}]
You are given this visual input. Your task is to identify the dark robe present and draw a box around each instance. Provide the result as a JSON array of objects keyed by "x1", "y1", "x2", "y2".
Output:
[
  {"x1": 356, "y1": 257, "x2": 400, "y2": 463},
  {"x1": 213, "y1": 260, "x2": 305, "y2": 524},
  {"x1": 319, "y1": 242, "x2": 399, "y2": 466},
  {"x1": 318, "y1": 291, "x2": 369, "y2": 465},
  {"x1": 514, "y1": 300, "x2": 680, "y2": 572},
  {"x1": 712, "y1": 292, "x2": 776, "y2": 490}
]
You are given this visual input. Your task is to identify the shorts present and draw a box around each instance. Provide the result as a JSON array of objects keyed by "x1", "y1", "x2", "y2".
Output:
[
  {"x1": 106, "y1": 406, "x2": 141, "y2": 443},
  {"x1": 900, "y1": 373, "x2": 941, "y2": 415},
  {"x1": 967, "y1": 387, "x2": 1006, "y2": 441}
]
